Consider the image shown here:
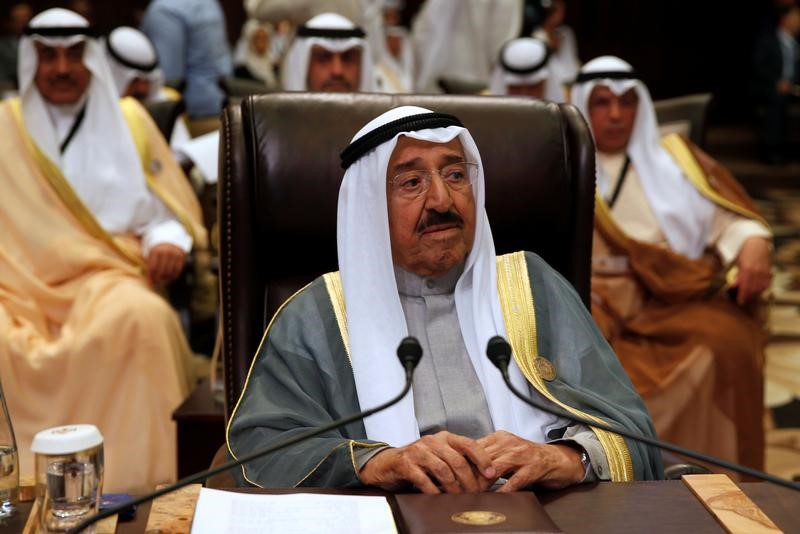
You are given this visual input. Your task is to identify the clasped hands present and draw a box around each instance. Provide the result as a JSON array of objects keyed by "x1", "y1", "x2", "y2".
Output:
[{"x1": 358, "y1": 430, "x2": 585, "y2": 494}]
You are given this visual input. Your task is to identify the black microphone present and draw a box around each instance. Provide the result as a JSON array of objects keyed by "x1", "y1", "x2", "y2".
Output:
[
  {"x1": 485, "y1": 335, "x2": 800, "y2": 491},
  {"x1": 69, "y1": 336, "x2": 424, "y2": 533}
]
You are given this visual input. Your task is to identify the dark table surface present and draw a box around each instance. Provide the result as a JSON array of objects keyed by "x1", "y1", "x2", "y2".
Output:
[{"x1": 5, "y1": 481, "x2": 799, "y2": 533}]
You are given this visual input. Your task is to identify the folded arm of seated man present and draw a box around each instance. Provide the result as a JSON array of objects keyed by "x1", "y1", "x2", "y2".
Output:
[{"x1": 226, "y1": 106, "x2": 662, "y2": 492}]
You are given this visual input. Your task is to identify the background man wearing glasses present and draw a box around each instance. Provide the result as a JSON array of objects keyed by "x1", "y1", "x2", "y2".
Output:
[{"x1": 226, "y1": 106, "x2": 661, "y2": 492}]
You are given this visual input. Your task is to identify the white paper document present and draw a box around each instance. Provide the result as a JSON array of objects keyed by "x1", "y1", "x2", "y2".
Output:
[{"x1": 190, "y1": 488, "x2": 398, "y2": 534}]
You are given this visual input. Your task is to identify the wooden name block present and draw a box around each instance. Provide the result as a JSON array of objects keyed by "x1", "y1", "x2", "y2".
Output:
[
  {"x1": 683, "y1": 474, "x2": 782, "y2": 533},
  {"x1": 144, "y1": 483, "x2": 202, "y2": 534}
]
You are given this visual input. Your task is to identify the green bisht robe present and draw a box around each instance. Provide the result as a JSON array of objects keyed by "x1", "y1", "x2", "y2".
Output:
[{"x1": 226, "y1": 251, "x2": 664, "y2": 487}]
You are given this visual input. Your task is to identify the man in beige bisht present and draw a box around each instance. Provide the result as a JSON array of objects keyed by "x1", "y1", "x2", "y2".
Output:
[
  {"x1": 571, "y1": 56, "x2": 773, "y2": 472},
  {"x1": 0, "y1": 8, "x2": 206, "y2": 492}
]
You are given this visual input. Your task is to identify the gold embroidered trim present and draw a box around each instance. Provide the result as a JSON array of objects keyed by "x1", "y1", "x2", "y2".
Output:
[
  {"x1": 119, "y1": 97, "x2": 197, "y2": 243},
  {"x1": 323, "y1": 272, "x2": 351, "y2": 366},
  {"x1": 294, "y1": 440, "x2": 390, "y2": 488},
  {"x1": 8, "y1": 98, "x2": 144, "y2": 269},
  {"x1": 495, "y1": 251, "x2": 634, "y2": 482},
  {"x1": 348, "y1": 441, "x2": 390, "y2": 476},
  {"x1": 293, "y1": 441, "x2": 350, "y2": 487},
  {"x1": 660, "y1": 134, "x2": 769, "y2": 228},
  {"x1": 594, "y1": 194, "x2": 632, "y2": 247},
  {"x1": 225, "y1": 282, "x2": 313, "y2": 488}
]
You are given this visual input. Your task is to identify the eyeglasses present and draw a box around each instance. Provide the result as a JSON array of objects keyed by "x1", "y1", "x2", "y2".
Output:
[{"x1": 389, "y1": 161, "x2": 479, "y2": 200}]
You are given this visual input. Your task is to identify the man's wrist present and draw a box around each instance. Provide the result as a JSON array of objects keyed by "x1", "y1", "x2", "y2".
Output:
[{"x1": 550, "y1": 443, "x2": 586, "y2": 483}]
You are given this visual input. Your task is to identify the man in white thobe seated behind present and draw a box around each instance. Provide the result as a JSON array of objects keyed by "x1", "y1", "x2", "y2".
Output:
[
  {"x1": 0, "y1": 8, "x2": 207, "y2": 492},
  {"x1": 281, "y1": 12, "x2": 375, "y2": 92},
  {"x1": 226, "y1": 106, "x2": 662, "y2": 491}
]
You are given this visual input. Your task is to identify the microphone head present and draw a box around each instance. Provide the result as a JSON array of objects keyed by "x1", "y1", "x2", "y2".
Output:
[
  {"x1": 486, "y1": 335, "x2": 512, "y2": 370},
  {"x1": 397, "y1": 336, "x2": 423, "y2": 370}
]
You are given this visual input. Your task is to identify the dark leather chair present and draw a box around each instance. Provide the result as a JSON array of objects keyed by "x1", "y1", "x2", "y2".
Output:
[
  {"x1": 144, "y1": 98, "x2": 186, "y2": 141},
  {"x1": 654, "y1": 93, "x2": 713, "y2": 148},
  {"x1": 219, "y1": 77, "x2": 277, "y2": 107},
  {"x1": 218, "y1": 92, "x2": 597, "y2": 421},
  {"x1": 438, "y1": 77, "x2": 489, "y2": 95}
]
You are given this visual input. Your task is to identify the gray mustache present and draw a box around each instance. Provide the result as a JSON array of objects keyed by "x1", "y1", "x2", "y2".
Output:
[{"x1": 416, "y1": 209, "x2": 464, "y2": 233}]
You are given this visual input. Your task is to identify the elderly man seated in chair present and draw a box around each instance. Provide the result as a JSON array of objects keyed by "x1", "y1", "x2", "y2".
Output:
[
  {"x1": 571, "y1": 56, "x2": 773, "y2": 473},
  {"x1": 0, "y1": 8, "x2": 207, "y2": 492},
  {"x1": 226, "y1": 106, "x2": 662, "y2": 492}
]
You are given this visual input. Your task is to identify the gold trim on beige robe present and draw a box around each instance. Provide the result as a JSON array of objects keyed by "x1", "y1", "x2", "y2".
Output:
[
  {"x1": 591, "y1": 135, "x2": 769, "y2": 473},
  {"x1": 0, "y1": 97, "x2": 206, "y2": 493}
]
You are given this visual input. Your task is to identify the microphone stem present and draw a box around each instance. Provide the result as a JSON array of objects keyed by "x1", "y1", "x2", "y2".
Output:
[
  {"x1": 498, "y1": 368, "x2": 800, "y2": 492},
  {"x1": 69, "y1": 369, "x2": 415, "y2": 533}
]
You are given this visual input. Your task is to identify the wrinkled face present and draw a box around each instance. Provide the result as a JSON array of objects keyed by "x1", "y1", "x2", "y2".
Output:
[
  {"x1": 123, "y1": 76, "x2": 152, "y2": 101},
  {"x1": 506, "y1": 80, "x2": 545, "y2": 98},
  {"x1": 34, "y1": 41, "x2": 92, "y2": 105},
  {"x1": 387, "y1": 136, "x2": 476, "y2": 278},
  {"x1": 587, "y1": 85, "x2": 639, "y2": 154},
  {"x1": 306, "y1": 44, "x2": 361, "y2": 92}
]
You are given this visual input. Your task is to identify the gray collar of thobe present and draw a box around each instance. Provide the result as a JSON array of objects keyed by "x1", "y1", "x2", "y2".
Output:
[{"x1": 393, "y1": 262, "x2": 464, "y2": 297}]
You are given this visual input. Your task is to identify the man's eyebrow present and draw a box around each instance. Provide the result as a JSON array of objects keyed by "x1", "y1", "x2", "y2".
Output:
[
  {"x1": 440, "y1": 153, "x2": 464, "y2": 165},
  {"x1": 391, "y1": 157, "x2": 423, "y2": 175}
]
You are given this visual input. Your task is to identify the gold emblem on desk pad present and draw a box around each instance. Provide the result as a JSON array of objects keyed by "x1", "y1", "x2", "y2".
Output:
[
  {"x1": 533, "y1": 357, "x2": 556, "y2": 381},
  {"x1": 451, "y1": 510, "x2": 507, "y2": 526}
]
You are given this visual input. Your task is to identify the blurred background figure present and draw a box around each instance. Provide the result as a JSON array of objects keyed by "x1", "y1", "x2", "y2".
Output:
[
  {"x1": 373, "y1": 0, "x2": 414, "y2": 93},
  {"x1": 489, "y1": 37, "x2": 563, "y2": 101},
  {"x1": 233, "y1": 19, "x2": 278, "y2": 86},
  {"x1": 411, "y1": 0, "x2": 521, "y2": 93},
  {"x1": 244, "y1": 0, "x2": 385, "y2": 69},
  {"x1": 105, "y1": 26, "x2": 192, "y2": 147},
  {"x1": 141, "y1": 0, "x2": 232, "y2": 126},
  {"x1": 530, "y1": 0, "x2": 580, "y2": 100},
  {"x1": 106, "y1": 26, "x2": 163, "y2": 101},
  {"x1": 752, "y1": 1, "x2": 800, "y2": 165},
  {"x1": 0, "y1": 1, "x2": 32, "y2": 92},
  {"x1": 281, "y1": 12, "x2": 374, "y2": 92}
]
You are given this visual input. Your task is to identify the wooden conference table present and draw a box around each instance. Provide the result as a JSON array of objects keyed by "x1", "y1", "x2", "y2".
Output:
[{"x1": 5, "y1": 481, "x2": 800, "y2": 533}]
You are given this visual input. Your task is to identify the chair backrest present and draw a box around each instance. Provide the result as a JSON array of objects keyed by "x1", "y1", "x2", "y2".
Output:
[
  {"x1": 438, "y1": 77, "x2": 489, "y2": 95},
  {"x1": 218, "y1": 92, "x2": 597, "y2": 419},
  {"x1": 219, "y1": 77, "x2": 277, "y2": 108},
  {"x1": 653, "y1": 93, "x2": 713, "y2": 148},
  {"x1": 144, "y1": 98, "x2": 186, "y2": 140}
]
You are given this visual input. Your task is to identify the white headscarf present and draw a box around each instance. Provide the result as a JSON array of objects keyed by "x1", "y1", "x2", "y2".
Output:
[
  {"x1": 18, "y1": 8, "x2": 188, "y2": 253},
  {"x1": 280, "y1": 12, "x2": 375, "y2": 91},
  {"x1": 338, "y1": 106, "x2": 551, "y2": 446},
  {"x1": 489, "y1": 37, "x2": 563, "y2": 101},
  {"x1": 233, "y1": 19, "x2": 277, "y2": 86},
  {"x1": 570, "y1": 56, "x2": 715, "y2": 259},
  {"x1": 105, "y1": 26, "x2": 164, "y2": 100}
]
